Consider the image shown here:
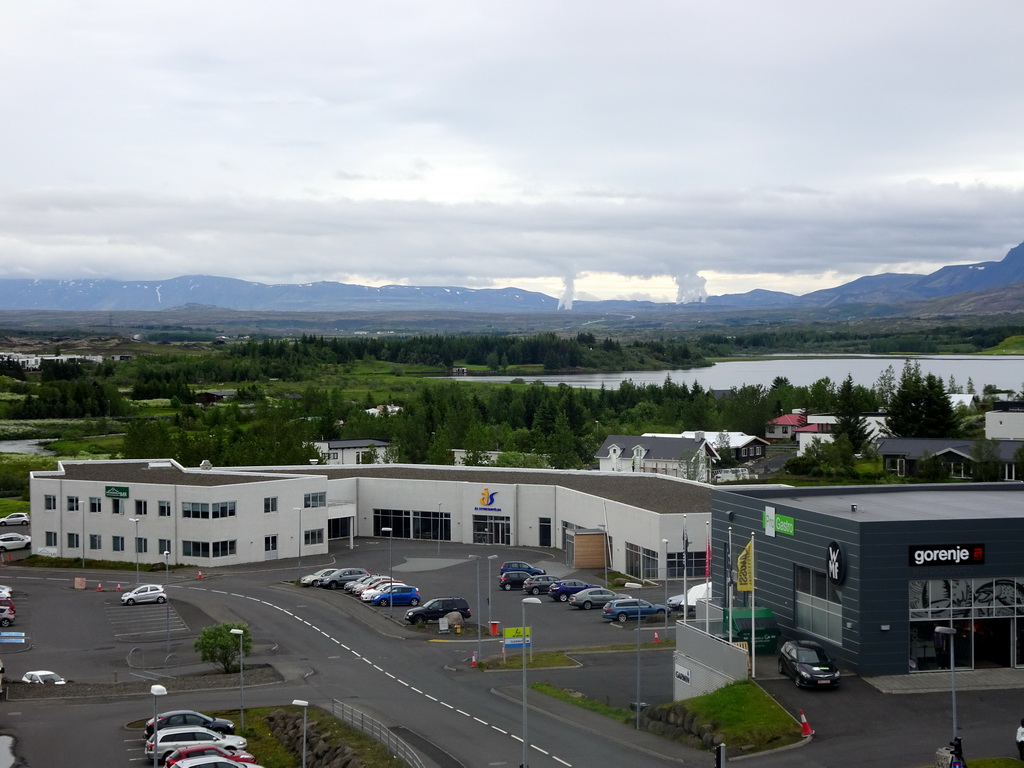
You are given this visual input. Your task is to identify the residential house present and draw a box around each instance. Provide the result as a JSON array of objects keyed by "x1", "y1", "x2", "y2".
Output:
[
  {"x1": 596, "y1": 433, "x2": 719, "y2": 481},
  {"x1": 314, "y1": 439, "x2": 390, "y2": 465},
  {"x1": 765, "y1": 412, "x2": 805, "y2": 442},
  {"x1": 877, "y1": 437, "x2": 1023, "y2": 480},
  {"x1": 986, "y1": 401, "x2": 1024, "y2": 440}
]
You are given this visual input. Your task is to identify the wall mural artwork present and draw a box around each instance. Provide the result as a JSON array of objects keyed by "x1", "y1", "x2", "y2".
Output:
[{"x1": 909, "y1": 577, "x2": 1024, "y2": 618}]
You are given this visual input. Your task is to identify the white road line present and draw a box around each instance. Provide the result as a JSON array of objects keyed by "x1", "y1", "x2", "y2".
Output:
[
  {"x1": 211, "y1": 589, "x2": 228, "y2": 594},
  {"x1": 456, "y1": 709, "x2": 470, "y2": 717},
  {"x1": 553, "y1": 756, "x2": 572, "y2": 766},
  {"x1": 426, "y1": 694, "x2": 438, "y2": 702},
  {"x1": 490, "y1": 726, "x2": 507, "y2": 735},
  {"x1": 532, "y1": 745, "x2": 549, "y2": 755},
  {"x1": 473, "y1": 717, "x2": 487, "y2": 725},
  {"x1": 441, "y1": 702, "x2": 454, "y2": 709}
]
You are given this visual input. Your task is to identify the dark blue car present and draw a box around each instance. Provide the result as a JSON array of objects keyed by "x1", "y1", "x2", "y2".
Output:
[
  {"x1": 370, "y1": 585, "x2": 421, "y2": 607},
  {"x1": 602, "y1": 598, "x2": 667, "y2": 623},
  {"x1": 548, "y1": 579, "x2": 598, "y2": 602},
  {"x1": 499, "y1": 561, "x2": 546, "y2": 576}
]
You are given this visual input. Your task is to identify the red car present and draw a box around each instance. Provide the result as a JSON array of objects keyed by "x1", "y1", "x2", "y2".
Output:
[{"x1": 165, "y1": 744, "x2": 257, "y2": 765}]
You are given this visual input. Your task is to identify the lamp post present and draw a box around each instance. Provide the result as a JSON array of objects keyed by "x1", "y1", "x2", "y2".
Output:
[
  {"x1": 662, "y1": 538, "x2": 670, "y2": 635},
  {"x1": 128, "y1": 517, "x2": 141, "y2": 584},
  {"x1": 382, "y1": 526, "x2": 394, "y2": 618},
  {"x1": 150, "y1": 684, "x2": 167, "y2": 768},
  {"x1": 934, "y1": 626, "x2": 958, "y2": 745},
  {"x1": 292, "y1": 699, "x2": 309, "y2": 768},
  {"x1": 625, "y1": 581, "x2": 644, "y2": 729},
  {"x1": 293, "y1": 507, "x2": 303, "y2": 581},
  {"x1": 521, "y1": 597, "x2": 542, "y2": 768},
  {"x1": 599, "y1": 523, "x2": 608, "y2": 587},
  {"x1": 230, "y1": 628, "x2": 245, "y2": 732},
  {"x1": 163, "y1": 550, "x2": 171, "y2": 652},
  {"x1": 487, "y1": 554, "x2": 498, "y2": 628},
  {"x1": 469, "y1": 554, "x2": 482, "y2": 665}
]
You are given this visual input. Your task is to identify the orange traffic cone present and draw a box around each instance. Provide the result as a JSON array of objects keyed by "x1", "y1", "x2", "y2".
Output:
[
  {"x1": 654, "y1": 631, "x2": 660, "y2": 643},
  {"x1": 471, "y1": 652, "x2": 477, "y2": 668},
  {"x1": 116, "y1": 582, "x2": 121, "y2": 592},
  {"x1": 799, "y1": 710, "x2": 814, "y2": 737},
  {"x1": 97, "y1": 581, "x2": 103, "y2": 592}
]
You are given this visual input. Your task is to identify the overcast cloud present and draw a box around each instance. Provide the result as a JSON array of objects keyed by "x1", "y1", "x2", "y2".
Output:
[{"x1": 2, "y1": 1, "x2": 1024, "y2": 303}]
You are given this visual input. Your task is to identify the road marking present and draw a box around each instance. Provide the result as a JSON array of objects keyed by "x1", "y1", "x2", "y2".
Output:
[{"x1": 490, "y1": 726, "x2": 507, "y2": 735}]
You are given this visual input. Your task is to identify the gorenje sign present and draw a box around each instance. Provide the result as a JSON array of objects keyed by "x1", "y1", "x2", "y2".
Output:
[{"x1": 908, "y1": 544, "x2": 984, "y2": 567}]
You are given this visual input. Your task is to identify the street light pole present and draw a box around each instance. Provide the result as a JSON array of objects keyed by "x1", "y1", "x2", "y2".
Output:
[
  {"x1": 935, "y1": 626, "x2": 958, "y2": 743},
  {"x1": 128, "y1": 517, "x2": 141, "y2": 584},
  {"x1": 293, "y1": 507, "x2": 303, "y2": 581},
  {"x1": 292, "y1": 699, "x2": 309, "y2": 768},
  {"x1": 230, "y1": 627, "x2": 245, "y2": 732},
  {"x1": 487, "y1": 554, "x2": 498, "y2": 628},
  {"x1": 662, "y1": 538, "x2": 669, "y2": 635},
  {"x1": 150, "y1": 684, "x2": 167, "y2": 768},
  {"x1": 163, "y1": 550, "x2": 171, "y2": 652},
  {"x1": 382, "y1": 527, "x2": 394, "y2": 618},
  {"x1": 521, "y1": 597, "x2": 542, "y2": 768},
  {"x1": 469, "y1": 554, "x2": 482, "y2": 665},
  {"x1": 625, "y1": 581, "x2": 644, "y2": 729},
  {"x1": 599, "y1": 523, "x2": 608, "y2": 587}
]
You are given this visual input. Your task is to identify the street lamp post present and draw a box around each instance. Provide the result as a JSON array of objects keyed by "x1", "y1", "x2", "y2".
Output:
[
  {"x1": 599, "y1": 523, "x2": 608, "y2": 587},
  {"x1": 521, "y1": 597, "x2": 542, "y2": 768},
  {"x1": 487, "y1": 554, "x2": 498, "y2": 628},
  {"x1": 163, "y1": 550, "x2": 171, "y2": 651},
  {"x1": 292, "y1": 699, "x2": 309, "y2": 768},
  {"x1": 128, "y1": 517, "x2": 141, "y2": 584},
  {"x1": 382, "y1": 527, "x2": 394, "y2": 618},
  {"x1": 662, "y1": 538, "x2": 670, "y2": 635},
  {"x1": 150, "y1": 684, "x2": 167, "y2": 768},
  {"x1": 293, "y1": 507, "x2": 303, "y2": 581},
  {"x1": 625, "y1": 581, "x2": 644, "y2": 729},
  {"x1": 230, "y1": 628, "x2": 245, "y2": 732},
  {"x1": 935, "y1": 626, "x2": 959, "y2": 748},
  {"x1": 469, "y1": 555, "x2": 482, "y2": 665}
]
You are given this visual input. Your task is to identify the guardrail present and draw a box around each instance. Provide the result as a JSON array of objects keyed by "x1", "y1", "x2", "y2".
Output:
[{"x1": 329, "y1": 699, "x2": 425, "y2": 768}]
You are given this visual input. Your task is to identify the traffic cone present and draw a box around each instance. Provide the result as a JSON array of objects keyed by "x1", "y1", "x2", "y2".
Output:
[
  {"x1": 654, "y1": 631, "x2": 660, "y2": 643},
  {"x1": 471, "y1": 652, "x2": 477, "y2": 668},
  {"x1": 97, "y1": 581, "x2": 103, "y2": 592},
  {"x1": 197, "y1": 569, "x2": 203, "y2": 580},
  {"x1": 116, "y1": 582, "x2": 121, "y2": 592},
  {"x1": 799, "y1": 710, "x2": 814, "y2": 737}
]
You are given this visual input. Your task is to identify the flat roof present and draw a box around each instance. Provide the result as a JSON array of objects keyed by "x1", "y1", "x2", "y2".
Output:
[
  {"x1": 722, "y1": 484, "x2": 1024, "y2": 523},
  {"x1": 34, "y1": 459, "x2": 309, "y2": 488}
]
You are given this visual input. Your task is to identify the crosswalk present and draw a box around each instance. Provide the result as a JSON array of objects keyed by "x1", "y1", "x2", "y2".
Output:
[{"x1": 104, "y1": 601, "x2": 189, "y2": 639}]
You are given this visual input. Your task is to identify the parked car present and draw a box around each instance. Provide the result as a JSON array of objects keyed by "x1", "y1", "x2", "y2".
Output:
[
  {"x1": 601, "y1": 598, "x2": 667, "y2": 623},
  {"x1": 172, "y1": 757, "x2": 265, "y2": 768},
  {"x1": 568, "y1": 587, "x2": 629, "y2": 610},
  {"x1": 319, "y1": 567, "x2": 370, "y2": 590},
  {"x1": 0, "y1": 606, "x2": 15, "y2": 627},
  {"x1": 499, "y1": 561, "x2": 545, "y2": 576},
  {"x1": 369, "y1": 585, "x2": 421, "y2": 607},
  {"x1": 498, "y1": 570, "x2": 533, "y2": 591},
  {"x1": 667, "y1": 582, "x2": 712, "y2": 615},
  {"x1": 778, "y1": 639, "x2": 841, "y2": 688},
  {"x1": 0, "y1": 513, "x2": 29, "y2": 526},
  {"x1": 360, "y1": 581, "x2": 407, "y2": 602},
  {"x1": 22, "y1": 670, "x2": 64, "y2": 684},
  {"x1": 0, "y1": 597, "x2": 14, "y2": 614},
  {"x1": 299, "y1": 568, "x2": 336, "y2": 587},
  {"x1": 145, "y1": 726, "x2": 247, "y2": 764},
  {"x1": 404, "y1": 597, "x2": 471, "y2": 625},
  {"x1": 0, "y1": 585, "x2": 11, "y2": 599},
  {"x1": 351, "y1": 575, "x2": 396, "y2": 597},
  {"x1": 548, "y1": 579, "x2": 598, "y2": 602},
  {"x1": 165, "y1": 744, "x2": 257, "y2": 765},
  {"x1": 0, "y1": 533, "x2": 30, "y2": 552},
  {"x1": 146, "y1": 710, "x2": 236, "y2": 736},
  {"x1": 121, "y1": 583, "x2": 167, "y2": 605},
  {"x1": 343, "y1": 574, "x2": 379, "y2": 593},
  {"x1": 522, "y1": 575, "x2": 559, "y2": 595}
]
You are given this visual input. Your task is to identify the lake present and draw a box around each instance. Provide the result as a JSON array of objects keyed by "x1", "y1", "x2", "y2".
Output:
[{"x1": 449, "y1": 355, "x2": 1024, "y2": 392}]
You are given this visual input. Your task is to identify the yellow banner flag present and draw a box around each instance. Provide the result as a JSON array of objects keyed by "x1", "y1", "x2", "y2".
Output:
[{"x1": 736, "y1": 539, "x2": 754, "y2": 592}]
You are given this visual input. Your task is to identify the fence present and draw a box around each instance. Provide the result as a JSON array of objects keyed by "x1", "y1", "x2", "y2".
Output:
[{"x1": 330, "y1": 699, "x2": 426, "y2": 768}]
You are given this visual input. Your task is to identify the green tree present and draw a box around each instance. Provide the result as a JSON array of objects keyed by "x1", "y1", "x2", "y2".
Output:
[
  {"x1": 970, "y1": 439, "x2": 1002, "y2": 482},
  {"x1": 194, "y1": 623, "x2": 251, "y2": 673},
  {"x1": 832, "y1": 375, "x2": 871, "y2": 452}
]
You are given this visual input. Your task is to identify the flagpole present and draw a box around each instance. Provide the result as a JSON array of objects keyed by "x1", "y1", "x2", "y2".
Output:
[
  {"x1": 704, "y1": 520, "x2": 710, "y2": 634},
  {"x1": 727, "y1": 526, "x2": 733, "y2": 644},
  {"x1": 750, "y1": 531, "x2": 756, "y2": 678},
  {"x1": 682, "y1": 514, "x2": 688, "y2": 624}
]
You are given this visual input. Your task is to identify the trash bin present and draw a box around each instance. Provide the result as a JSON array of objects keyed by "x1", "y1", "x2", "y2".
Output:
[
  {"x1": 490, "y1": 621, "x2": 501, "y2": 636},
  {"x1": 723, "y1": 607, "x2": 780, "y2": 654}
]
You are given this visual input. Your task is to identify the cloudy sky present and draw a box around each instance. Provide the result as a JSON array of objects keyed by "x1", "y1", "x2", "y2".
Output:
[{"x1": 3, "y1": 2, "x2": 1024, "y2": 304}]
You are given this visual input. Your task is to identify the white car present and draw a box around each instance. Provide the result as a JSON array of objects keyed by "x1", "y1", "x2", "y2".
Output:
[
  {"x1": 145, "y1": 725, "x2": 247, "y2": 764},
  {"x1": 0, "y1": 585, "x2": 12, "y2": 599},
  {"x1": 120, "y1": 583, "x2": 167, "y2": 605},
  {"x1": 0, "y1": 533, "x2": 30, "y2": 552},
  {"x1": 0, "y1": 513, "x2": 29, "y2": 527},
  {"x1": 174, "y1": 756, "x2": 266, "y2": 768},
  {"x1": 22, "y1": 670, "x2": 65, "y2": 684},
  {"x1": 300, "y1": 568, "x2": 336, "y2": 587}
]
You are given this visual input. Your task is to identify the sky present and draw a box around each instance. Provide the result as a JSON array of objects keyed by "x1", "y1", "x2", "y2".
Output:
[{"x1": 3, "y1": 2, "x2": 1024, "y2": 306}]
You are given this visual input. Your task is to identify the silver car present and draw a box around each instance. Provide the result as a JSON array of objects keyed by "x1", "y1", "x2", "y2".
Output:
[{"x1": 145, "y1": 725, "x2": 247, "y2": 764}]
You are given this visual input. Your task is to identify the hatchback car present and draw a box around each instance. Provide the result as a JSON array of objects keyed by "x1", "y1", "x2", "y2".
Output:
[
  {"x1": 369, "y1": 584, "x2": 421, "y2": 607},
  {"x1": 601, "y1": 598, "x2": 667, "y2": 623},
  {"x1": 778, "y1": 639, "x2": 841, "y2": 688},
  {"x1": 299, "y1": 568, "x2": 336, "y2": 587},
  {"x1": 404, "y1": 597, "x2": 471, "y2": 625},
  {"x1": 522, "y1": 575, "x2": 559, "y2": 595},
  {"x1": 146, "y1": 710, "x2": 235, "y2": 736},
  {"x1": 0, "y1": 533, "x2": 30, "y2": 552},
  {"x1": 145, "y1": 726, "x2": 247, "y2": 764},
  {"x1": 165, "y1": 743, "x2": 257, "y2": 765},
  {"x1": 360, "y1": 581, "x2": 407, "y2": 602},
  {"x1": 0, "y1": 606, "x2": 15, "y2": 627},
  {"x1": 22, "y1": 670, "x2": 65, "y2": 684},
  {"x1": 568, "y1": 587, "x2": 628, "y2": 610},
  {"x1": 173, "y1": 757, "x2": 266, "y2": 768},
  {"x1": 121, "y1": 583, "x2": 167, "y2": 605},
  {"x1": 343, "y1": 574, "x2": 379, "y2": 593},
  {"x1": 0, "y1": 513, "x2": 29, "y2": 526},
  {"x1": 499, "y1": 561, "x2": 546, "y2": 576},
  {"x1": 548, "y1": 579, "x2": 598, "y2": 602},
  {"x1": 498, "y1": 570, "x2": 533, "y2": 591}
]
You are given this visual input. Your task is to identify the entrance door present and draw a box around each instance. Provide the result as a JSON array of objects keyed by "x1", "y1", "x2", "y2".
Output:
[{"x1": 472, "y1": 515, "x2": 510, "y2": 545}]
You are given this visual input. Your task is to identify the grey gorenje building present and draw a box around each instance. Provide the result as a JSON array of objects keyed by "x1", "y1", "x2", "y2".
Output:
[{"x1": 713, "y1": 483, "x2": 1024, "y2": 676}]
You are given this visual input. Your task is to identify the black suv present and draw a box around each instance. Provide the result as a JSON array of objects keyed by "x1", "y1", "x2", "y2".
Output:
[{"x1": 404, "y1": 597, "x2": 471, "y2": 625}]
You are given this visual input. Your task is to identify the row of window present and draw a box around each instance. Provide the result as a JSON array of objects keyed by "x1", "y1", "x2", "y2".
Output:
[
  {"x1": 52, "y1": 531, "x2": 173, "y2": 554},
  {"x1": 50, "y1": 494, "x2": 326, "y2": 516}
]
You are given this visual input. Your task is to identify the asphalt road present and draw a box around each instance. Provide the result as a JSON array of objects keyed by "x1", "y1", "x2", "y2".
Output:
[{"x1": 0, "y1": 538, "x2": 1021, "y2": 767}]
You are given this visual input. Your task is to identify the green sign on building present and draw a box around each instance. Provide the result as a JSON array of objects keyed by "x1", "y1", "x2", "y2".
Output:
[
  {"x1": 763, "y1": 506, "x2": 794, "y2": 536},
  {"x1": 105, "y1": 486, "x2": 129, "y2": 499}
]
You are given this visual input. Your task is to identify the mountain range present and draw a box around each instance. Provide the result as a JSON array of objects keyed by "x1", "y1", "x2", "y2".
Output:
[{"x1": 2, "y1": 241, "x2": 1023, "y2": 314}]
